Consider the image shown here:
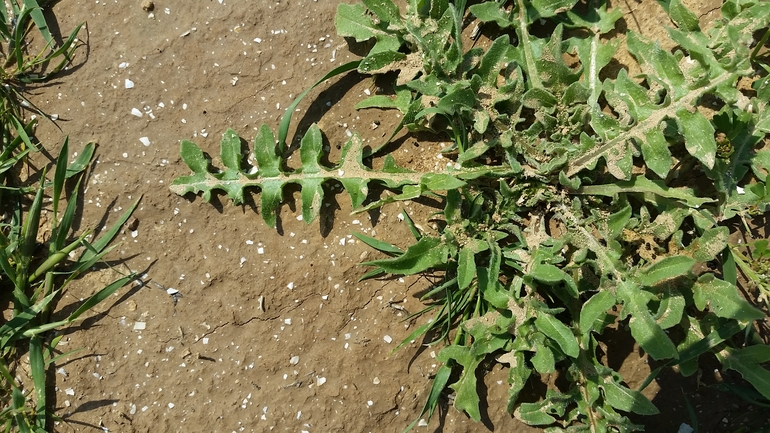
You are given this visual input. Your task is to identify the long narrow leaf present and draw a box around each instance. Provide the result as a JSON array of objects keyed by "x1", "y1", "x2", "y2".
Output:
[
  {"x1": 277, "y1": 60, "x2": 360, "y2": 153},
  {"x1": 65, "y1": 273, "x2": 135, "y2": 321},
  {"x1": 29, "y1": 335, "x2": 46, "y2": 429},
  {"x1": 76, "y1": 196, "x2": 140, "y2": 265}
]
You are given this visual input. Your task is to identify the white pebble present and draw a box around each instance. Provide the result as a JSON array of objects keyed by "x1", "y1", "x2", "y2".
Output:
[
  {"x1": 131, "y1": 108, "x2": 143, "y2": 117},
  {"x1": 124, "y1": 79, "x2": 134, "y2": 89},
  {"x1": 289, "y1": 355, "x2": 299, "y2": 365},
  {"x1": 133, "y1": 322, "x2": 146, "y2": 330},
  {"x1": 383, "y1": 335, "x2": 393, "y2": 344},
  {"x1": 317, "y1": 377, "x2": 326, "y2": 386},
  {"x1": 139, "y1": 137, "x2": 151, "y2": 146}
]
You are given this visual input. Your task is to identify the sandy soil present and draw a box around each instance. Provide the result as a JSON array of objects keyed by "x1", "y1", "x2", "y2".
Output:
[{"x1": 16, "y1": 0, "x2": 767, "y2": 432}]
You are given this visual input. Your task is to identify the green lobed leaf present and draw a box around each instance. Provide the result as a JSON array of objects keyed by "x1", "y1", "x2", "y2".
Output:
[
  {"x1": 601, "y1": 377, "x2": 659, "y2": 415},
  {"x1": 641, "y1": 127, "x2": 672, "y2": 179},
  {"x1": 564, "y1": 0, "x2": 623, "y2": 34},
  {"x1": 475, "y1": 35, "x2": 512, "y2": 86},
  {"x1": 529, "y1": 0, "x2": 579, "y2": 19},
  {"x1": 722, "y1": 346, "x2": 770, "y2": 401},
  {"x1": 685, "y1": 226, "x2": 728, "y2": 262},
  {"x1": 504, "y1": 350, "x2": 532, "y2": 412},
  {"x1": 359, "y1": 50, "x2": 407, "y2": 74},
  {"x1": 532, "y1": 334, "x2": 556, "y2": 373},
  {"x1": 576, "y1": 176, "x2": 714, "y2": 208},
  {"x1": 469, "y1": 2, "x2": 513, "y2": 28},
  {"x1": 618, "y1": 281, "x2": 678, "y2": 360},
  {"x1": 515, "y1": 401, "x2": 557, "y2": 425},
  {"x1": 692, "y1": 274, "x2": 764, "y2": 321},
  {"x1": 653, "y1": 288, "x2": 685, "y2": 330},
  {"x1": 579, "y1": 290, "x2": 617, "y2": 334},
  {"x1": 659, "y1": 0, "x2": 700, "y2": 31},
  {"x1": 336, "y1": 3, "x2": 384, "y2": 41},
  {"x1": 534, "y1": 313, "x2": 579, "y2": 358},
  {"x1": 362, "y1": 236, "x2": 447, "y2": 275},
  {"x1": 362, "y1": 0, "x2": 402, "y2": 24},
  {"x1": 626, "y1": 31, "x2": 687, "y2": 101},
  {"x1": 457, "y1": 247, "x2": 476, "y2": 291},
  {"x1": 637, "y1": 255, "x2": 695, "y2": 287},
  {"x1": 677, "y1": 108, "x2": 717, "y2": 170}
]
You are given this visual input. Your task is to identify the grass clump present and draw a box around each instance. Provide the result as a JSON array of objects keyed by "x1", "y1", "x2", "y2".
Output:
[
  {"x1": 172, "y1": 0, "x2": 770, "y2": 430},
  {"x1": 0, "y1": 3, "x2": 139, "y2": 431}
]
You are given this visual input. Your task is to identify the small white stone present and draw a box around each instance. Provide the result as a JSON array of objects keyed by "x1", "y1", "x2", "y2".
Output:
[
  {"x1": 131, "y1": 108, "x2": 143, "y2": 117},
  {"x1": 383, "y1": 335, "x2": 393, "y2": 344},
  {"x1": 133, "y1": 322, "x2": 146, "y2": 330},
  {"x1": 65, "y1": 388, "x2": 75, "y2": 396},
  {"x1": 139, "y1": 137, "x2": 151, "y2": 146},
  {"x1": 373, "y1": 377, "x2": 380, "y2": 385},
  {"x1": 202, "y1": 337, "x2": 209, "y2": 344},
  {"x1": 124, "y1": 79, "x2": 134, "y2": 89},
  {"x1": 316, "y1": 377, "x2": 326, "y2": 386},
  {"x1": 289, "y1": 355, "x2": 300, "y2": 365},
  {"x1": 168, "y1": 402, "x2": 174, "y2": 409}
]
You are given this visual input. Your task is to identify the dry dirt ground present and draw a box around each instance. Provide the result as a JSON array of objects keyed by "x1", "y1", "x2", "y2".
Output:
[{"x1": 17, "y1": 0, "x2": 767, "y2": 432}]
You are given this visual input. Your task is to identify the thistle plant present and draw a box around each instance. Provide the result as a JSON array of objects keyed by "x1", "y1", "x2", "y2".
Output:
[{"x1": 172, "y1": 0, "x2": 770, "y2": 430}]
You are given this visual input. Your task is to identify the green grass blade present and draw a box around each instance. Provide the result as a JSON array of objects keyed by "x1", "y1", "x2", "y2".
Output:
[
  {"x1": 70, "y1": 242, "x2": 118, "y2": 279},
  {"x1": 277, "y1": 60, "x2": 360, "y2": 153},
  {"x1": 682, "y1": 390, "x2": 699, "y2": 433},
  {"x1": 403, "y1": 363, "x2": 453, "y2": 432},
  {"x1": 400, "y1": 210, "x2": 422, "y2": 240},
  {"x1": 723, "y1": 246, "x2": 738, "y2": 286},
  {"x1": 352, "y1": 231, "x2": 403, "y2": 255},
  {"x1": 21, "y1": 175, "x2": 44, "y2": 259},
  {"x1": 12, "y1": 386, "x2": 32, "y2": 433},
  {"x1": 65, "y1": 141, "x2": 95, "y2": 178},
  {"x1": 0, "y1": 290, "x2": 59, "y2": 348},
  {"x1": 10, "y1": 115, "x2": 37, "y2": 152},
  {"x1": 52, "y1": 178, "x2": 82, "y2": 251},
  {"x1": 22, "y1": 0, "x2": 53, "y2": 46},
  {"x1": 33, "y1": 23, "x2": 84, "y2": 77},
  {"x1": 358, "y1": 268, "x2": 386, "y2": 280},
  {"x1": 28, "y1": 336, "x2": 46, "y2": 429},
  {"x1": 65, "y1": 273, "x2": 135, "y2": 322},
  {"x1": 29, "y1": 234, "x2": 86, "y2": 282},
  {"x1": 76, "y1": 196, "x2": 140, "y2": 265},
  {"x1": 0, "y1": 247, "x2": 18, "y2": 289},
  {"x1": 51, "y1": 137, "x2": 68, "y2": 224}
]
